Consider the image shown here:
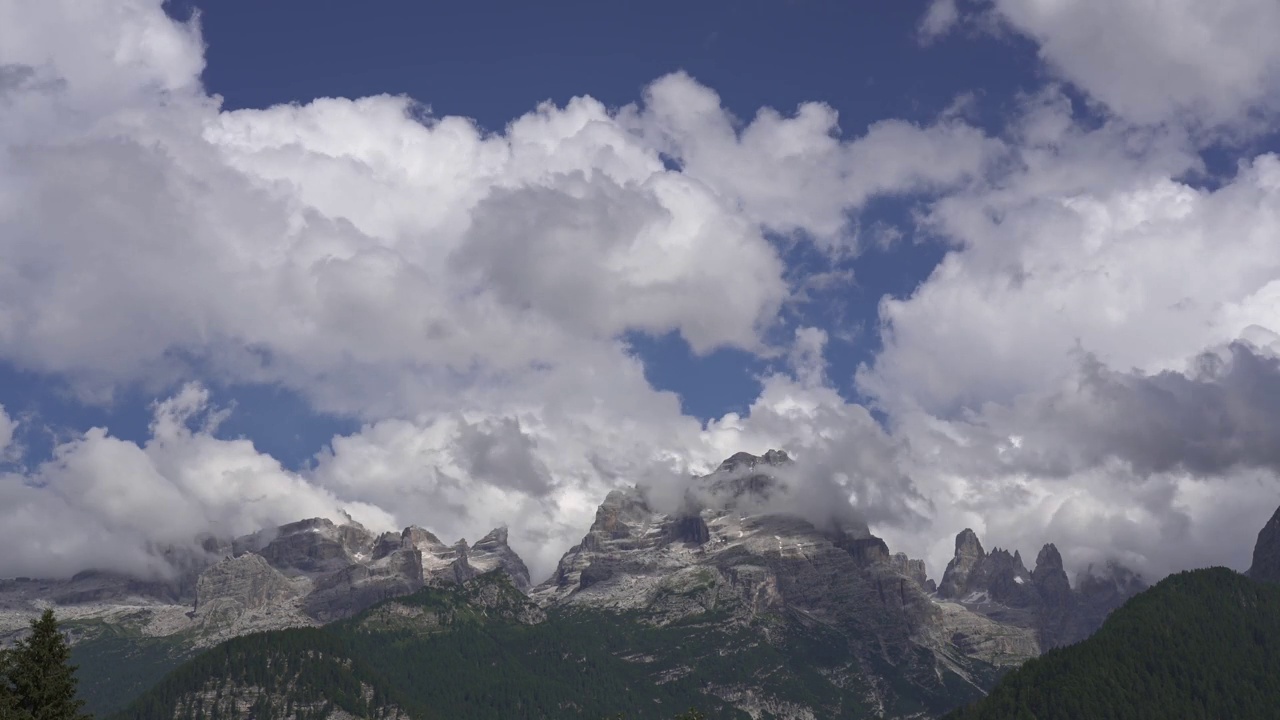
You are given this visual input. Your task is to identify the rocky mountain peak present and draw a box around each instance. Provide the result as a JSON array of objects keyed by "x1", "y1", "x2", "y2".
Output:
[
  {"x1": 955, "y1": 528, "x2": 985, "y2": 558},
  {"x1": 402, "y1": 526, "x2": 444, "y2": 547},
  {"x1": 1248, "y1": 503, "x2": 1280, "y2": 584},
  {"x1": 931, "y1": 528, "x2": 1144, "y2": 651},
  {"x1": 715, "y1": 449, "x2": 791, "y2": 473},
  {"x1": 938, "y1": 529, "x2": 986, "y2": 598},
  {"x1": 1034, "y1": 543, "x2": 1065, "y2": 574},
  {"x1": 470, "y1": 526, "x2": 532, "y2": 592},
  {"x1": 1031, "y1": 543, "x2": 1073, "y2": 613},
  {"x1": 235, "y1": 516, "x2": 375, "y2": 575},
  {"x1": 698, "y1": 450, "x2": 796, "y2": 512}
]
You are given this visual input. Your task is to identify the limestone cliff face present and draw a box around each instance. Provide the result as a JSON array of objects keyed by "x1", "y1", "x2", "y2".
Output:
[
  {"x1": 534, "y1": 451, "x2": 1013, "y2": 719},
  {"x1": 246, "y1": 518, "x2": 377, "y2": 574},
  {"x1": 194, "y1": 553, "x2": 297, "y2": 615},
  {"x1": 0, "y1": 515, "x2": 536, "y2": 649},
  {"x1": 0, "y1": 448, "x2": 1181, "y2": 718},
  {"x1": 468, "y1": 527, "x2": 533, "y2": 592},
  {"x1": 1248, "y1": 503, "x2": 1280, "y2": 584},
  {"x1": 189, "y1": 554, "x2": 312, "y2": 640},
  {"x1": 289, "y1": 521, "x2": 531, "y2": 622},
  {"x1": 938, "y1": 529, "x2": 987, "y2": 599},
  {"x1": 934, "y1": 530, "x2": 1144, "y2": 650}
]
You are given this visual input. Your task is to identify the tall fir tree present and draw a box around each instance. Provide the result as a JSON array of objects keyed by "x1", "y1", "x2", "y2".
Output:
[
  {"x1": 9, "y1": 610, "x2": 88, "y2": 720},
  {"x1": 1, "y1": 647, "x2": 29, "y2": 720}
]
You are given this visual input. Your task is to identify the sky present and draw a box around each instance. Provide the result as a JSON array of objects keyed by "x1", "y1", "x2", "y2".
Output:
[{"x1": 2, "y1": 0, "x2": 1280, "y2": 585}]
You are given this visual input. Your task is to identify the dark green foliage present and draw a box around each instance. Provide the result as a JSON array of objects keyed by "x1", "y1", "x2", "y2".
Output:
[
  {"x1": 67, "y1": 623, "x2": 191, "y2": 717},
  {"x1": 7, "y1": 610, "x2": 90, "y2": 720},
  {"x1": 108, "y1": 575, "x2": 757, "y2": 720},
  {"x1": 106, "y1": 571, "x2": 987, "y2": 719},
  {"x1": 108, "y1": 628, "x2": 418, "y2": 720},
  {"x1": 946, "y1": 567, "x2": 1280, "y2": 720},
  {"x1": 1, "y1": 647, "x2": 33, "y2": 720},
  {"x1": 604, "y1": 711, "x2": 708, "y2": 720}
]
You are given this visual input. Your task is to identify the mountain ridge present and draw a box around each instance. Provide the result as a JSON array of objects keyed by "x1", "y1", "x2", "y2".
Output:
[{"x1": 1, "y1": 449, "x2": 1150, "y2": 718}]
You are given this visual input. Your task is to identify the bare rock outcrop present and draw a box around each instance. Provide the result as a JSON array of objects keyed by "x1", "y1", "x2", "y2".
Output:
[
  {"x1": 1248, "y1": 503, "x2": 1280, "y2": 584},
  {"x1": 194, "y1": 553, "x2": 297, "y2": 615},
  {"x1": 936, "y1": 529, "x2": 1144, "y2": 650}
]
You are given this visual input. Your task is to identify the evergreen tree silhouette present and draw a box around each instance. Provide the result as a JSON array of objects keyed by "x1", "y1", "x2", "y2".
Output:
[
  {"x1": 0, "y1": 646, "x2": 33, "y2": 720},
  {"x1": 9, "y1": 610, "x2": 90, "y2": 720}
]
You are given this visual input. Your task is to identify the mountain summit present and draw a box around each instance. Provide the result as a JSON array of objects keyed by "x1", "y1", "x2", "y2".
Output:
[{"x1": 0, "y1": 450, "x2": 1151, "y2": 718}]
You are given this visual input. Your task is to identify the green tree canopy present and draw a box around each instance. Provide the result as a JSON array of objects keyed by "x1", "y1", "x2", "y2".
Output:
[
  {"x1": 0, "y1": 646, "x2": 32, "y2": 720},
  {"x1": 8, "y1": 610, "x2": 90, "y2": 720}
]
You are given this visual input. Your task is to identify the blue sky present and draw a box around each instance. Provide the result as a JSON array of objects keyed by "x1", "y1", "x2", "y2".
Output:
[
  {"x1": 171, "y1": 0, "x2": 1034, "y2": 427},
  {"x1": 5, "y1": 0, "x2": 1033, "y2": 460},
  {"x1": 3, "y1": 0, "x2": 1280, "y2": 582}
]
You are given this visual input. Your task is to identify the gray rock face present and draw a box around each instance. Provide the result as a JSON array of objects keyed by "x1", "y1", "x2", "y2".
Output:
[
  {"x1": 468, "y1": 527, "x2": 533, "y2": 592},
  {"x1": 194, "y1": 554, "x2": 297, "y2": 615},
  {"x1": 0, "y1": 515, "x2": 535, "y2": 650},
  {"x1": 938, "y1": 529, "x2": 987, "y2": 599},
  {"x1": 889, "y1": 552, "x2": 928, "y2": 589},
  {"x1": 534, "y1": 451, "x2": 1018, "y2": 718},
  {"x1": 1248, "y1": 503, "x2": 1280, "y2": 583},
  {"x1": 292, "y1": 521, "x2": 532, "y2": 621},
  {"x1": 252, "y1": 518, "x2": 376, "y2": 574},
  {"x1": 935, "y1": 530, "x2": 1144, "y2": 650},
  {"x1": 189, "y1": 554, "x2": 312, "y2": 639}
]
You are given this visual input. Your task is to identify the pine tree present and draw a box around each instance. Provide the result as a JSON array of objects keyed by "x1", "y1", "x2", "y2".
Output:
[
  {"x1": 0, "y1": 646, "x2": 33, "y2": 720},
  {"x1": 9, "y1": 610, "x2": 89, "y2": 720}
]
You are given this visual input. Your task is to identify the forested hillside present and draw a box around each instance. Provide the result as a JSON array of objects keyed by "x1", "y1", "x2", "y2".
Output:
[
  {"x1": 108, "y1": 573, "x2": 746, "y2": 720},
  {"x1": 945, "y1": 568, "x2": 1280, "y2": 720}
]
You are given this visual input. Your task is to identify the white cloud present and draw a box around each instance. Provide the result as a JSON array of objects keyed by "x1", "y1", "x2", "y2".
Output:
[
  {"x1": 622, "y1": 72, "x2": 1000, "y2": 249},
  {"x1": 918, "y1": 0, "x2": 961, "y2": 43},
  {"x1": 932, "y1": 0, "x2": 1280, "y2": 127},
  {"x1": 3, "y1": 0, "x2": 1280, "y2": 594},
  {"x1": 855, "y1": 85, "x2": 1280, "y2": 582},
  {"x1": 0, "y1": 0, "x2": 1007, "y2": 582},
  {"x1": 0, "y1": 384, "x2": 396, "y2": 579},
  {"x1": 0, "y1": 0, "x2": 1002, "y2": 419},
  {"x1": 0, "y1": 405, "x2": 15, "y2": 460},
  {"x1": 866, "y1": 146, "x2": 1280, "y2": 418}
]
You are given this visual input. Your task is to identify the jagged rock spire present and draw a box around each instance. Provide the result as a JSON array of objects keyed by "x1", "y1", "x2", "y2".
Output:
[
  {"x1": 1248, "y1": 503, "x2": 1280, "y2": 583},
  {"x1": 938, "y1": 528, "x2": 985, "y2": 598}
]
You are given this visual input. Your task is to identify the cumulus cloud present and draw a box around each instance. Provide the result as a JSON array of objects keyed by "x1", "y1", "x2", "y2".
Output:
[
  {"x1": 928, "y1": 0, "x2": 1280, "y2": 127},
  {"x1": 857, "y1": 86, "x2": 1280, "y2": 582},
  {"x1": 0, "y1": 0, "x2": 1000, "y2": 418},
  {"x1": 980, "y1": 342, "x2": 1280, "y2": 478},
  {"x1": 684, "y1": 328, "x2": 932, "y2": 534},
  {"x1": 0, "y1": 405, "x2": 16, "y2": 461},
  {"x1": 4, "y1": 0, "x2": 1280, "y2": 595},
  {"x1": 864, "y1": 108, "x2": 1276, "y2": 418},
  {"x1": 622, "y1": 73, "x2": 1000, "y2": 249},
  {"x1": 0, "y1": 384, "x2": 396, "y2": 579},
  {"x1": 918, "y1": 0, "x2": 961, "y2": 43}
]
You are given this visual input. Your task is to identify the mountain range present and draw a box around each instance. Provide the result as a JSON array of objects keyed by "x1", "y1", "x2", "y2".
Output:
[{"x1": 10, "y1": 449, "x2": 1270, "y2": 718}]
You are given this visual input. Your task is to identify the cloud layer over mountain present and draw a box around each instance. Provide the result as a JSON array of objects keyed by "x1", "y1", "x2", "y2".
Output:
[{"x1": 1, "y1": 0, "x2": 1279, "y2": 585}]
